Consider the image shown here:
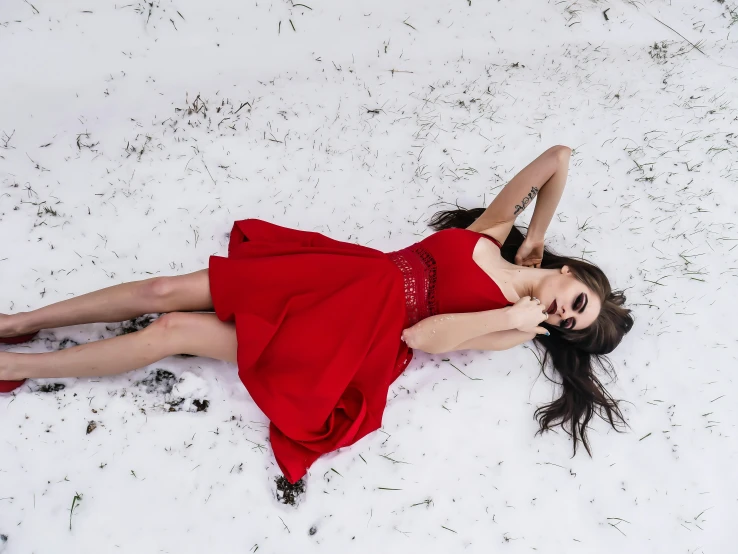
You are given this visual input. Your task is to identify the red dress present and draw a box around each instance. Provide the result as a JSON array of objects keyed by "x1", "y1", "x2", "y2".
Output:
[{"x1": 208, "y1": 219, "x2": 512, "y2": 483}]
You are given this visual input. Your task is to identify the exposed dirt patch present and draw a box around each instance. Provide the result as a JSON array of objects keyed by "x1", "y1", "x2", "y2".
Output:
[
  {"x1": 112, "y1": 314, "x2": 158, "y2": 336},
  {"x1": 275, "y1": 476, "x2": 306, "y2": 506},
  {"x1": 135, "y1": 369, "x2": 210, "y2": 413},
  {"x1": 137, "y1": 368, "x2": 177, "y2": 394},
  {"x1": 36, "y1": 383, "x2": 66, "y2": 393}
]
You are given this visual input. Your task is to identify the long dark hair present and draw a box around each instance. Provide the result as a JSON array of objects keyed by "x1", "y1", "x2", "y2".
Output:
[{"x1": 429, "y1": 205, "x2": 634, "y2": 456}]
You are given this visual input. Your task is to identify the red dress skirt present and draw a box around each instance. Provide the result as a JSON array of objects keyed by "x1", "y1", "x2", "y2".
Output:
[{"x1": 208, "y1": 219, "x2": 412, "y2": 483}]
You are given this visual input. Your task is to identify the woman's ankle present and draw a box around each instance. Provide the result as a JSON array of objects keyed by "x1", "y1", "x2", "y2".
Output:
[
  {"x1": 0, "y1": 313, "x2": 35, "y2": 337},
  {"x1": 0, "y1": 352, "x2": 26, "y2": 381}
]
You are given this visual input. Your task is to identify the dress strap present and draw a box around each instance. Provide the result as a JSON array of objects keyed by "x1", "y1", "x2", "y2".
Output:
[{"x1": 474, "y1": 232, "x2": 503, "y2": 249}]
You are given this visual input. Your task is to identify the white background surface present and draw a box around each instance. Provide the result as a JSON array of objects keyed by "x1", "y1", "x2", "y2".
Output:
[{"x1": 1, "y1": 0, "x2": 736, "y2": 552}]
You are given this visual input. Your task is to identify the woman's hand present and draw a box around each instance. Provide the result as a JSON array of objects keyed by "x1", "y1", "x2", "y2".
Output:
[
  {"x1": 508, "y1": 296, "x2": 549, "y2": 334},
  {"x1": 514, "y1": 237, "x2": 544, "y2": 268}
]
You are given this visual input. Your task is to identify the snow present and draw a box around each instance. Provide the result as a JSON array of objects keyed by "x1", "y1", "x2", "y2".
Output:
[{"x1": 1, "y1": 0, "x2": 737, "y2": 552}]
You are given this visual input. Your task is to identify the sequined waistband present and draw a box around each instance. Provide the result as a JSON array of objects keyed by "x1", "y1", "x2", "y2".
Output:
[{"x1": 387, "y1": 245, "x2": 438, "y2": 328}]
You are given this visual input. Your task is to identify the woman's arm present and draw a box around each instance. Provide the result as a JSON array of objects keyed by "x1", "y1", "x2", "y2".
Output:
[
  {"x1": 402, "y1": 308, "x2": 515, "y2": 355},
  {"x1": 466, "y1": 145, "x2": 572, "y2": 246},
  {"x1": 525, "y1": 147, "x2": 571, "y2": 243},
  {"x1": 453, "y1": 329, "x2": 536, "y2": 352}
]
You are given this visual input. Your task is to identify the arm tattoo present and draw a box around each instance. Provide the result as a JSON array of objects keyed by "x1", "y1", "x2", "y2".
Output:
[{"x1": 513, "y1": 186, "x2": 539, "y2": 216}]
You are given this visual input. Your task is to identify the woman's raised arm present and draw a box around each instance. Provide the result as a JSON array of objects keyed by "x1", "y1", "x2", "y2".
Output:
[{"x1": 467, "y1": 145, "x2": 572, "y2": 256}]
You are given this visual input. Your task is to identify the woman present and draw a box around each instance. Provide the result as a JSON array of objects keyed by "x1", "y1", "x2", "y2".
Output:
[{"x1": 0, "y1": 145, "x2": 633, "y2": 484}]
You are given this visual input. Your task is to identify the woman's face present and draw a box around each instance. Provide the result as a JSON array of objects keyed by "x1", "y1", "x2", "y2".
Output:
[{"x1": 536, "y1": 266, "x2": 601, "y2": 330}]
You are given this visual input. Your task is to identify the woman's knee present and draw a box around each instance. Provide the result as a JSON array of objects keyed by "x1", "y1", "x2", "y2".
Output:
[
  {"x1": 146, "y1": 276, "x2": 178, "y2": 301},
  {"x1": 145, "y1": 313, "x2": 197, "y2": 353},
  {"x1": 150, "y1": 312, "x2": 194, "y2": 333},
  {"x1": 146, "y1": 271, "x2": 213, "y2": 312},
  {"x1": 147, "y1": 312, "x2": 237, "y2": 362}
]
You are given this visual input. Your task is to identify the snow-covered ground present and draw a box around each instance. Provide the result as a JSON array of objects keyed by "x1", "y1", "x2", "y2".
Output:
[{"x1": 1, "y1": 0, "x2": 737, "y2": 552}]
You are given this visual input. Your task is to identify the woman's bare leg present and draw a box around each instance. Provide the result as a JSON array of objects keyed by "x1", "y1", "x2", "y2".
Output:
[
  {"x1": 0, "y1": 312, "x2": 237, "y2": 381},
  {"x1": 0, "y1": 270, "x2": 213, "y2": 338}
]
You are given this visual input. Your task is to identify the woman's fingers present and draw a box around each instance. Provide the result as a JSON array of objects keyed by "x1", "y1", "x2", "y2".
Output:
[{"x1": 535, "y1": 326, "x2": 550, "y2": 335}]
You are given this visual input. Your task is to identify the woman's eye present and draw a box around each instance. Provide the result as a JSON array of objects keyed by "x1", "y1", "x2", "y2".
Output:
[{"x1": 574, "y1": 294, "x2": 583, "y2": 310}]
